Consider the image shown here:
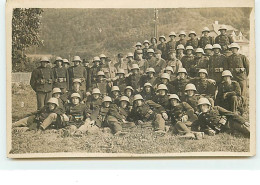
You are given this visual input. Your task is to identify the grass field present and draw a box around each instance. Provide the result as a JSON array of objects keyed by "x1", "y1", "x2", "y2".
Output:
[{"x1": 10, "y1": 84, "x2": 250, "y2": 154}]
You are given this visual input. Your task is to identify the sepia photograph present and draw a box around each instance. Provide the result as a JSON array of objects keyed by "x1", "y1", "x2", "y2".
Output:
[{"x1": 6, "y1": 0, "x2": 255, "y2": 158}]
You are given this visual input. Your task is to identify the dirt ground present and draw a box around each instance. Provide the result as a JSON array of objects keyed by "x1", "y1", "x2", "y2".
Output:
[{"x1": 10, "y1": 84, "x2": 250, "y2": 154}]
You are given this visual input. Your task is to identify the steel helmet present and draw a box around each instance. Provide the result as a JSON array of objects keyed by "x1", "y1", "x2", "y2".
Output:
[
  {"x1": 218, "y1": 25, "x2": 227, "y2": 31},
  {"x1": 212, "y1": 44, "x2": 222, "y2": 50},
  {"x1": 144, "y1": 82, "x2": 152, "y2": 87},
  {"x1": 147, "y1": 48, "x2": 155, "y2": 53},
  {"x1": 131, "y1": 64, "x2": 140, "y2": 70},
  {"x1": 146, "y1": 68, "x2": 155, "y2": 73},
  {"x1": 229, "y1": 43, "x2": 240, "y2": 50},
  {"x1": 125, "y1": 86, "x2": 134, "y2": 92},
  {"x1": 73, "y1": 78, "x2": 82, "y2": 84},
  {"x1": 55, "y1": 56, "x2": 63, "y2": 62},
  {"x1": 188, "y1": 31, "x2": 197, "y2": 36},
  {"x1": 159, "y1": 35, "x2": 166, "y2": 40},
  {"x1": 143, "y1": 40, "x2": 150, "y2": 45},
  {"x1": 52, "y1": 88, "x2": 62, "y2": 94},
  {"x1": 99, "y1": 54, "x2": 106, "y2": 58},
  {"x1": 93, "y1": 56, "x2": 101, "y2": 61},
  {"x1": 164, "y1": 66, "x2": 174, "y2": 73},
  {"x1": 97, "y1": 71, "x2": 105, "y2": 76},
  {"x1": 47, "y1": 97, "x2": 59, "y2": 106},
  {"x1": 103, "y1": 96, "x2": 112, "y2": 102},
  {"x1": 177, "y1": 68, "x2": 187, "y2": 74},
  {"x1": 176, "y1": 44, "x2": 185, "y2": 50},
  {"x1": 92, "y1": 88, "x2": 101, "y2": 94},
  {"x1": 198, "y1": 97, "x2": 211, "y2": 106},
  {"x1": 120, "y1": 96, "x2": 130, "y2": 103},
  {"x1": 40, "y1": 56, "x2": 50, "y2": 63},
  {"x1": 179, "y1": 31, "x2": 186, "y2": 36},
  {"x1": 71, "y1": 93, "x2": 81, "y2": 100},
  {"x1": 73, "y1": 56, "x2": 82, "y2": 62},
  {"x1": 133, "y1": 94, "x2": 144, "y2": 101},
  {"x1": 186, "y1": 46, "x2": 194, "y2": 50},
  {"x1": 111, "y1": 86, "x2": 120, "y2": 92},
  {"x1": 136, "y1": 42, "x2": 142, "y2": 47},
  {"x1": 169, "y1": 32, "x2": 177, "y2": 37},
  {"x1": 198, "y1": 69, "x2": 208, "y2": 75},
  {"x1": 161, "y1": 73, "x2": 170, "y2": 80},
  {"x1": 116, "y1": 68, "x2": 125, "y2": 74},
  {"x1": 127, "y1": 52, "x2": 134, "y2": 58},
  {"x1": 202, "y1": 27, "x2": 210, "y2": 33},
  {"x1": 222, "y1": 70, "x2": 233, "y2": 77},
  {"x1": 169, "y1": 94, "x2": 181, "y2": 102},
  {"x1": 204, "y1": 44, "x2": 213, "y2": 50},
  {"x1": 185, "y1": 83, "x2": 197, "y2": 91},
  {"x1": 63, "y1": 58, "x2": 69, "y2": 64},
  {"x1": 195, "y1": 48, "x2": 204, "y2": 53},
  {"x1": 157, "y1": 84, "x2": 168, "y2": 91}
]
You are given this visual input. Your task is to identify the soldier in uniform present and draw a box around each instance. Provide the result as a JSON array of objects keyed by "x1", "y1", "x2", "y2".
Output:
[
  {"x1": 68, "y1": 79, "x2": 87, "y2": 104},
  {"x1": 199, "y1": 27, "x2": 214, "y2": 49},
  {"x1": 157, "y1": 35, "x2": 167, "y2": 60},
  {"x1": 124, "y1": 86, "x2": 135, "y2": 108},
  {"x1": 146, "y1": 49, "x2": 157, "y2": 72},
  {"x1": 176, "y1": 31, "x2": 187, "y2": 48},
  {"x1": 101, "y1": 57, "x2": 117, "y2": 80},
  {"x1": 91, "y1": 71, "x2": 110, "y2": 96},
  {"x1": 154, "y1": 49, "x2": 167, "y2": 75},
  {"x1": 181, "y1": 46, "x2": 195, "y2": 76},
  {"x1": 193, "y1": 48, "x2": 209, "y2": 76},
  {"x1": 140, "y1": 82, "x2": 155, "y2": 101},
  {"x1": 204, "y1": 44, "x2": 213, "y2": 59},
  {"x1": 52, "y1": 56, "x2": 69, "y2": 94},
  {"x1": 135, "y1": 49, "x2": 148, "y2": 75},
  {"x1": 89, "y1": 56, "x2": 102, "y2": 86},
  {"x1": 154, "y1": 73, "x2": 175, "y2": 93},
  {"x1": 215, "y1": 25, "x2": 234, "y2": 54},
  {"x1": 194, "y1": 98, "x2": 249, "y2": 137},
  {"x1": 63, "y1": 59, "x2": 70, "y2": 69},
  {"x1": 126, "y1": 52, "x2": 136, "y2": 73},
  {"x1": 30, "y1": 56, "x2": 54, "y2": 110},
  {"x1": 134, "y1": 42, "x2": 142, "y2": 60},
  {"x1": 139, "y1": 67, "x2": 157, "y2": 87},
  {"x1": 208, "y1": 44, "x2": 228, "y2": 84},
  {"x1": 153, "y1": 84, "x2": 169, "y2": 109},
  {"x1": 186, "y1": 31, "x2": 199, "y2": 50},
  {"x1": 142, "y1": 40, "x2": 150, "y2": 60},
  {"x1": 149, "y1": 37, "x2": 158, "y2": 51},
  {"x1": 167, "y1": 51, "x2": 183, "y2": 74},
  {"x1": 112, "y1": 69, "x2": 127, "y2": 92},
  {"x1": 82, "y1": 59, "x2": 91, "y2": 90},
  {"x1": 176, "y1": 44, "x2": 185, "y2": 61},
  {"x1": 114, "y1": 53, "x2": 128, "y2": 75},
  {"x1": 125, "y1": 64, "x2": 142, "y2": 93},
  {"x1": 68, "y1": 56, "x2": 88, "y2": 91},
  {"x1": 182, "y1": 83, "x2": 201, "y2": 112},
  {"x1": 216, "y1": 70, "x2": 243, "y2": 113},
  {"x1": 166, "y1": 32, "x2": 177, "y2": 59},
  {"x1": 109, "y1": 86, "x2": 121, "y2": 105},
  {"x1": 130, "y1": 94, "x2": 168, "y2": 134},
  {"x1": 52, "y1": 88, "x2": 66, "y2": 112},
  {"x1": 226, "y1": 43, "x2": 249, "y2": 98},
  {"x1": 164, "y1": 66, "x2": 177, "y2": 82},
  {"x1": 99, "y1": 54, "x2": 107, "y2": 69}
]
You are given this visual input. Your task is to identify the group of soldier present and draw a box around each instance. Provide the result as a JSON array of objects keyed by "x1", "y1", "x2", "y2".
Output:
[{"x1": 13, "y1": 25, "x2": 250, "y2": 139}]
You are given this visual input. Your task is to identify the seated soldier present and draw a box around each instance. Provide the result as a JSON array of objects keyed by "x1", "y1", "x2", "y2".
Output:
[
  {"x1": 193, "y1": 48, "x2": 209, "y2": 75},
  {"x1": 183, "y1": 83, "x2": 200, "y2": 112},
  {"x1": 109, "y1": 86, "x2": 121, "y2": 105},
  {"x1": 167, "y1": 51, "x2": 182, "y2": 74},
  {"x1": 153, "y1": 84, "x2": 169, "y2": 109},
  {"x1": 126, "y1": 64, "x2": 142, "y2": 93},
  {"x1": 91, "y1": 71, "x2": 110, "y2": 96},
  {"x1": 86, "y1": 88, "x2": 103, "y2": 117},
  {"x1": 167, "y1": 94, "x2": 198, "y2": 138},
  {"x1": 112, "y1": 68, "x2": 127, "y2": 92},
  {"x1": 129, "y1": 94, "x2": 168, "y2": 134},
  {"x1": 164, "y1": 66, "x2": 177, "y2": 82},
  {"x1": 139, "y1": 67, "x2": 157, "y2": 87},
  {"x1": 216, "y1": 70, "x2": 243, "y2": 113},
  {"x1": 193, "y1": 98, "x2": 250, "y2": 137},
  {"x1": 68, "y1": 78, "x2": 87, "y2": 103},
  {"x1": 64, "y1": 93, "x2": 99, "y2": 136},
  {"x1": 154, "y1": 73, "x2": 175, "y2": 93},
  {"x1": 140, "y1": 82, "x2": 155, "y2": 101},
  {"x1": 52, "y1": 88, "x2": 65, "y2": 111},
  {"x1": 13, "y1": 98, "x2": 65, "y2": 131},
  {"x1": 124, "y1": 86, "x2": 135, "y2": 108},
  {"x1": 107, "y1": 96, "x2": 135, "y2": 135},
  {"x1": 192, "y1": 69, "x2": 216, "y2": 106}
]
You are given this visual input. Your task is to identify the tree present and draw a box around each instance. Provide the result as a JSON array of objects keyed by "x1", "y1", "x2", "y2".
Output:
[{"x1": 12, "y1": 8, "x2": 43, "y2": 71}]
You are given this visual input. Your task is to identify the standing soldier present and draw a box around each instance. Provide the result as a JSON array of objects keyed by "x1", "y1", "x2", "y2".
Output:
[
  {"x1": 208, "y1": 44, "x2": 228, "y2": 84},
  {"x1": 166, "y1": 32, "x2": 177, "y2": 59},
  {"x1": 204, "y1": 44, "x2": 214, "y2": 59},
  {"x1": 126, "y1": 52, "x2": 136, "y2": 73},
  {"x1": 176, "y1": 44, "x2": 185, "y2": 61},
  {"x1": 142, "y1": 40, "x2": 150, "y2": 60},
  {"x1": 134, "y1": 42, "x2": 142, "y2": 60},
  {"x1": 199, "y1": 27, "x2": 214, "y2": 49},
  {"x1": 135, "y1": 50, "x2": 148, "y2": 75},
  {"x1": 154, "y1": 50, "x2": 167, "y2": 75},
  {"x1": 186, "y1": 31, "x2": 199, "y2": 50},
  {"x1": 52, "y1": 57, "x2": 69, "y2": 94},
  {"x1": 176, "y1": 31, "x2": 187, "y2": 48},
  {"x1": 86, "y1": 88, "x2": 103, "y2": 124},
  {"x1": 181, "y1": 46, "x2": 195, "y2": 76},
  {"x1": 102, "y1": 57, "x2": 117, "y2": 80},
  {"x1": 193, "y1": 48, "x2": 209, "y2": 76},
  {"x1": 226, "y1": 43, "x2": 249, "y2": 98},
  {"x1": 146, "y1": 49, "x2": 157, "y2": 72},
  {"x1": 215, "y1": 25, "x2": 234, "y2": 54},
  {"x1": 89, "y1": 56, "x2": 102, "y2": 86},
  {"x1": 68, "y1": 56, "x2": 88, "y2": 91},
  {"x1": 83, "y1": 59, "x2": 91, "y2": 90},
  {"x1": 149, "y1": 37, "x2": 158, "y2": 51},
  {"x1": 114, "y1": 53, "x2": 128, "y2": 75},
  {"x1": 63, "y1": 59, "x2": 70, "y2": 69},
  {"x1": 167, "y1": 51, "x2": 183, "y2": 74},
  {"x1": 157, "y1": 35, "x2": 167, "y2": 60},
  {"x1": 91, "y1": 71, "x2": 110, "y2": 96},
  {"x1": 30, "y1": 56, "x2": 54, "y2": 110}
]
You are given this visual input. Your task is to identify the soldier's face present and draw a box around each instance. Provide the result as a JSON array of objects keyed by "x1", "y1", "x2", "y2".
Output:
[
  {"x1": 158, "y1": 89, "x2": 166, "y2": 96},
  {"x1": 170, "y1": 99, "x2": 179, "y2": 107},
  {"x1": 73, "y1": 83, "x2": 81, "y2": 90},
  {"x1": 177, "y1": 49, "x2": 184, "y2": 54},
  {"x1": 178, "y1": 73, "x2": 186, "y2": 79},
  {"x1": 132, "y1": 69, "x2": 139, "y2": 75},
  {"x1": 145, "y1": 86, "x2": 151, "y2": 93},
  {"x1": 223, "y1": 76, "x2": 231, "y2": 83},
  {"x1": 179, "y1": 35, "x2": 185, "y2": 39},
  {"x1": 74, "y1": 61, "x2": 80, "y2": 66},
  {"x1": 64, "y1": 63, "x2": 69, "y2": 68},
  {"x1": 190, "y1": 34, "x2": 196, "y2": 39},
  {"x1": 112, "y1": 91, "x2": 119, "y2": 97},
  {"x1": 151, "y1": 39, "x2": 156, "y2": 44},
  {"x1": 199, "y1": 73, "x2": 207, "y2": 79},
  {"x1": 213, "y1": 49, "x2": 220, "y2": 54},
  {"x1": 136, "y1": 100, "x2": 143, "y2": 107},
  {"x1": 56, "y1": 61, "x2": 63, "y2": 67},
  {"x1": 161, "y1": 78, "x2": 168, "y2": 84},
  {"x1": 170, "y1": 36, "x2": 175, "y2": 40},
  {"x1": 127, "y1": 57, "x2": 133, "y2": 62},
  {"x1": 186, "y1": 50, "x2": 192, "y2": 55},
  {"x1": 148, "y1": 53, "x2": 153, "y2": 58},
  {"x1": 196, "y1": 53, "x2": 203, "y2": 57},
  {"x1": 93, "y1": 93, "x2": 100, "y2": 100},
  {"x1": 144, "y1": 43, "x2": 149, "y2": 47},
  {"x1": 53, "y1": 93, "x2": 61, "y2": 99},
  {"x1": 48, "y1": 103, "x2": 56, "y2": 111},
  {"x1": 125, "y1": 89, "x2": 132, "y2": 97},
  {"x1": 120, "y1": 101, "x2": 128, "y2": 109},
  {"x1": 186, "y1": 90, "x2": 195, "y2": 97},
  {"x1": 231, "y1": 48, "x2": 239, "y2": 54},
  {"x1": 72, "y1": 97, "x2": 80, "y2": 105},
  {"x1": 41, "y1": 61, "x2": 48, "y2": 67},
  {"x1": 117, "y1": 73, "x2": 124, "y2": 79},
  {"x1": 84, "y1": 62, "x2": 89, "y2": 67},
  {"x1": 220, "y1": 30, "x2": 226, "y2": 34},
  {"x1": 98, "y1": 75, "x2": 105, "y2": 81},
  {"x1": 169, "y1": 53, "x2": 176, "y2": 59},
  {"x1": 100, "y1": 58, "x2": 106, "y2": 63},
  {"x1": 147, "y1": 72, "x2": 154, "y2": 78},
  {"x1": 203, "y1": 31, "x2": 209, "y2": 36},
  {"x1": 159, "y1": 38, "x2": 165, "y2": 43},
  {"x1": 205, "y1": 49, "x2": 212, "y2": 55},
  {"x1": 200, "y1": 104, "x2": 210, "y2": 113},
  {"x1": 136, "y1": 46, "x2": 141, "y2": 49},
  {"x1": 94, "y1": 61, "x2": 100, "y2": 66},
  {"x1": 104, "y1": 102, "x2": 110, "y2": 108},
  {"x1": 155, "y1": 54, "x2": 161, "y2": 59}
]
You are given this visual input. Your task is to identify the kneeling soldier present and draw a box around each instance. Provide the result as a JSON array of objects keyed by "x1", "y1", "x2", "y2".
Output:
[{"x1": 194, "y1": 98, "x2": 250, "y2": 137}]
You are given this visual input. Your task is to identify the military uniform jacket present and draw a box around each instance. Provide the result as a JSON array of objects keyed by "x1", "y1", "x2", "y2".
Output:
[
  {"x1": 107, "y1": 104, "x2": 130, "y2": 122},
  {"x1": 65, "y1": 103, "x2": 89, "y2": 125},
  {"x1": 142, "y1": 47, "x2": 150, "y2": 60},
  {"x1": 182, "y1": 95, "x2": 200, "y2": 112},
  {"x1": 89, "y1": 64, "x2": 102, "y2": 85},
  {"x1": 139, "y1": 75, "x2": 157, "y2": 87},
  {"x1": 147, "y1": 56, "x2": 158, "y2": 70},
  {"x1": 126, "y1": 74, "x2": 141, "y2": 92},
  {"x1": 171, "y1": 78, "x2": 191, "y2": 98},
  {"x1": 181, "y1": 54, "x2": 195, "y2": 75},
  {"x1": 227, "y1": 53, "x2": 249, "y2": 81},
  {"x1": 136, "y1": 59, "x2": 149, "y2": 75},
  {"x1": 208, "y1": 53, "x2": 228, "y2": 83},
  {"x1": 167, "y1": 59, "x2": 183, "y2": 74},
  {"x1": 215, "y1": 34, "x2": 234, "y2": 51},
  {"x1": 186, "y1": 38, "x2": 199, "y2": 49},
  {"x1": 35, "y1": 105, "x2": 64, "y2": 123},
  {"x1": 101, "y1": 63, "x2": 117, "y2": 79},
  {"x1": 153, "y1": 95, "x2": 169, "y2": 109},
  {"x1": 194, "y1": 56, "x2": 209, "y2": 74},
  {"x1": 166, "y1": 40, "x2": 177, "y2": 54},
  {"x1": 154, "y1": 58, "x2": 167, "y2": 75},
  {"x1": 68, "y1": 65, "x2": 88, "y2": 87},
  {"x1": 217, "y1": 80, "x2": 241, "y2": 100},
  {"x1": 199, "y1": 36, "x2": 214, "y2": 49},
  {"x1": 157, "y1": 42, "x2": 167, "y2": 60},
  {"x1": 30, "y1": 66, "x2": 54, "y2": 92},
  {"x1": 192, "y1": 78, "x2": 216, "y2": 97},
  {"x1": 176, "y1": 53, "x2": 185, "y2": 61},
  {"x1": 149, "y1": 44, "x2": 157, "y2": 51},
  {"x1": 91, "y1": 80, "x2": 110, "y2": 96},
  {"x1": 134, "y1": 49, "x2": 142, "y2": 60},
  {"x1": 52, "y1": 66, "x2": 69, "y2": 89},
  {"x1": 176, "y1": 39, "x2": 187, "y2": 49},
  {"x1": 113, "y1": 78, "x2": 127, "y2": 92},
  {"x1": 140, "y1": 90, "x2": 155, "y2": 101}
]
